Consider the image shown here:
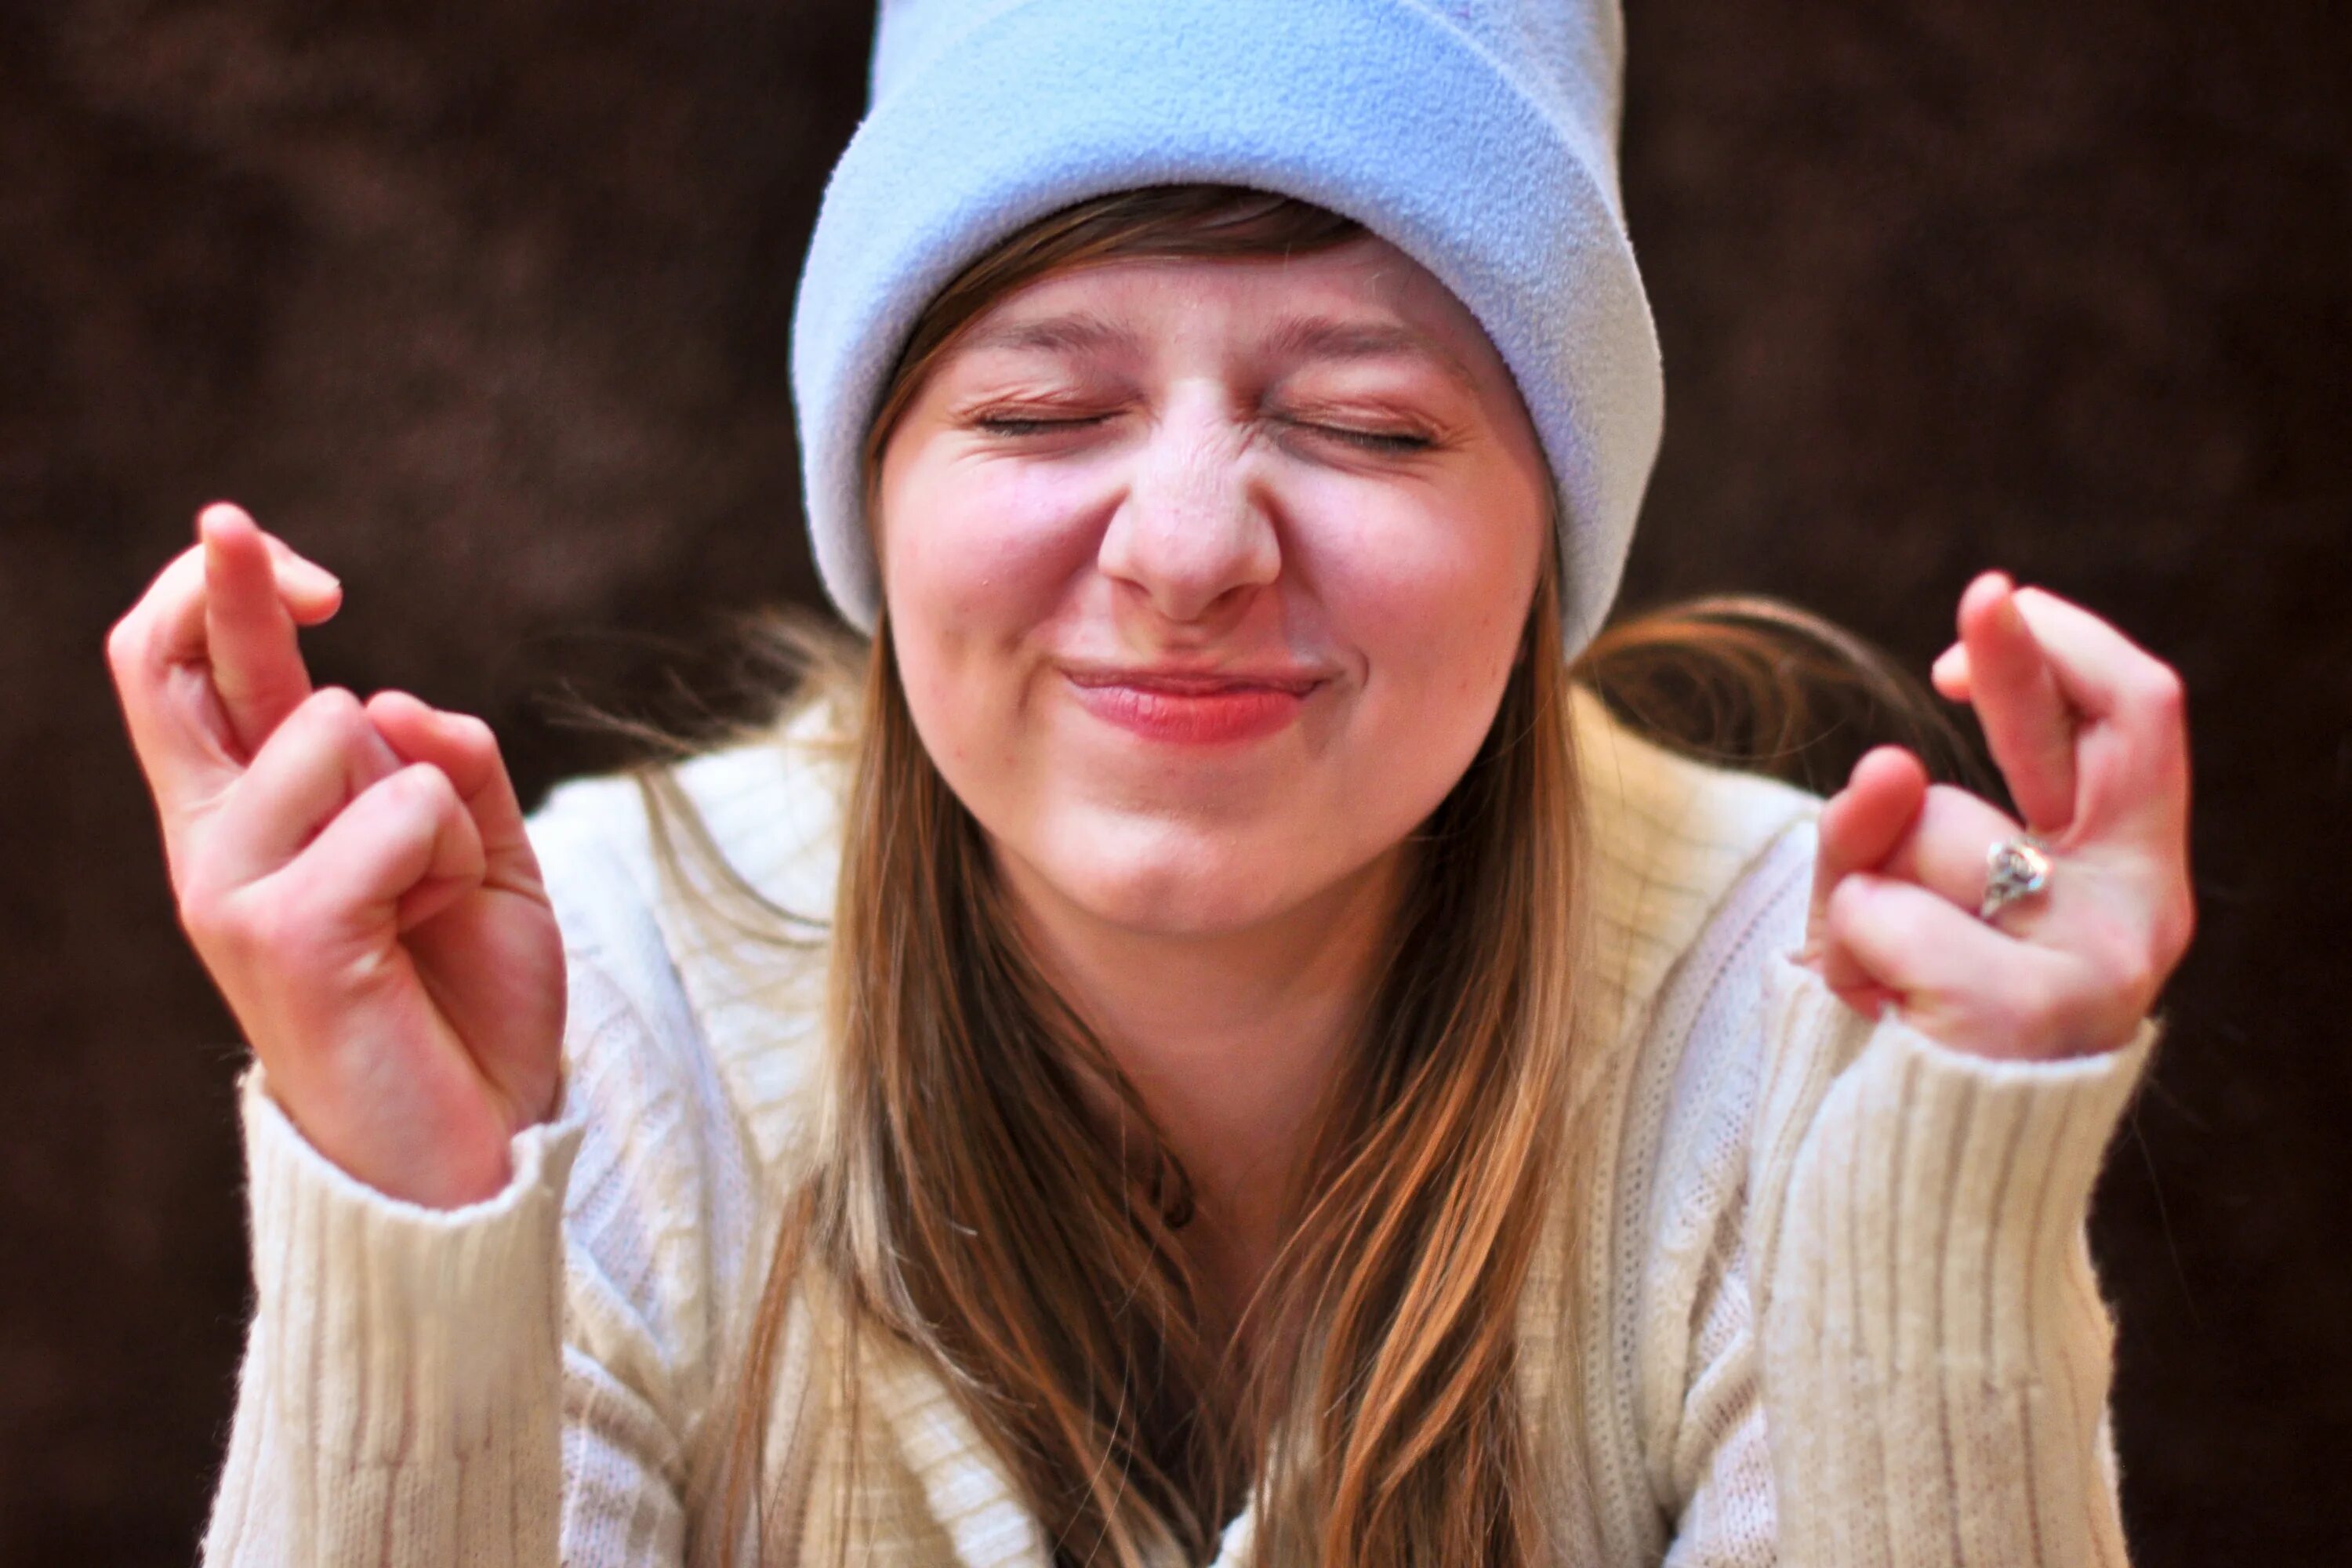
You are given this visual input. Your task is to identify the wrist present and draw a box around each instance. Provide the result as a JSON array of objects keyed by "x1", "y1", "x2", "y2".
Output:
[{"x1": 260, "y1": 1065, "x2": 521, "y2": 1210}]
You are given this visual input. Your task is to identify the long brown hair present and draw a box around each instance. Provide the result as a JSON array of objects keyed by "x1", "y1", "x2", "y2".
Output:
[{"x1": 653, "y1": 186, "x2": 1963, "y2": 1567}]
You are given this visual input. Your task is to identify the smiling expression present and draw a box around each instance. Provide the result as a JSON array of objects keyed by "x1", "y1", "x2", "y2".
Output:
[{"x1": 873, "y1": 234, "x2": 1554, "y2": 940}]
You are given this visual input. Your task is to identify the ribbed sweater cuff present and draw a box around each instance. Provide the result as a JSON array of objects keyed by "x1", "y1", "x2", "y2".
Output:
[
  {"x1": 238, "y1": 1063, "x2": 587, "y2": 1462},
  {"x1": 1757, "y1": 960, "x2": 2155, "y2": 1563},
  {"x1": 1773, "y1": 971, "x2": 2156, "y2": 1376}
]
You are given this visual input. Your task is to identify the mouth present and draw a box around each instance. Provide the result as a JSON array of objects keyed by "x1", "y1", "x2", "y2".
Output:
[{"x1": 1061, "y1": 666, "x2": 1327, "y2": 745}]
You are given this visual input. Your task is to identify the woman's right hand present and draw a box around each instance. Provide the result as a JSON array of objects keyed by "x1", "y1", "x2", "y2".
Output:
[{"x1": 107, "y1": 503, "x2": 567, "y2": 1209}]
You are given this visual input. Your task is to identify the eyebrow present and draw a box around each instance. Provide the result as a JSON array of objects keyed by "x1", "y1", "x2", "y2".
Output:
[
  {"x1": 1258, "y1": 316, "x2": 1483, "y2": 397},
  {"x1": 956, "y1": 312, "x2": 1142, "y2": 360},
  {"x1": 954, "y1": 309, "x2": 1483, "y2": 396}
]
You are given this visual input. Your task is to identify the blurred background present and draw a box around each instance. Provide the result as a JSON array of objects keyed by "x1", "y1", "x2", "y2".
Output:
[{"x1": 4, "y1": 1, "x2": 2346, "y2": 1560}]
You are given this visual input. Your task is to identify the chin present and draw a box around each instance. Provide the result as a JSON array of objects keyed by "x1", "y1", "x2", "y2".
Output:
[{"x1": 1023, "y1": 818, "x2": 1318, "y2": 939}]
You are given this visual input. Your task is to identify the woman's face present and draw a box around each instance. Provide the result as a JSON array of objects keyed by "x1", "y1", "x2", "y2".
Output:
[{"x1": 875, "y1": 233, "x2": 1552, "y2": 941}]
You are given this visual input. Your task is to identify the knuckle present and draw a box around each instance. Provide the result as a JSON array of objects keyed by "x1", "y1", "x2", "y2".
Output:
[
  {"x1": 2042, "y1": 993, "x2": 2118, "y2": 1054},
  {"x1": 172, "y1": 846, "x2": 232, "y2": 936},
  {"x1": 174, "y1": 883, "x2": 230, "y2": 952},
  {"x1": 2132, "y1": 661, "x2": 2187, "y2": 721},
  {"x1": 283, "y1": 687, "x2": 370, "y2": 756},
  {"x1": 390, "y1": 760, "x2": 457, "y2": 815},
  {"x1": 2016, "y1": 955, "x2": 2140, "y2": 1052},
  {"x1": 2111, "y1": 955, "x2": 2161, "y2": 1016},
  {"x1": 302, "y1": 684, "x2": 365, "y2": 729},
  {"x1": 2159, "y1": 891, "x2": 2199, "y2": 966},
  {"x1": 103, "y1": 613, "x2": 144, "y2": 676},
  {"x1": 180, "y1": 877, "x2": 265, "y2": 960},
  {"x1": 107, "y1": 607, "x2": 177, "y2": 686},
  {"x1": 2126, "y1": 895, "x2": 2197, "y2": 995},
  {"x1": 2078, "y1": 917, "x2": 2155, "y2": 1000},
  {"x1": 1977, "y1": 961, "x2": 2061, "y2": 1040},
  {"x1": 234, "y1": 894, "x2": 318, "y2": 967}
]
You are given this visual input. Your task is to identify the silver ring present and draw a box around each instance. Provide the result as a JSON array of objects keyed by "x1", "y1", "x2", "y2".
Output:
[{"x1": 1980, "y1": 834, "x2": 2053, "y2": 922}]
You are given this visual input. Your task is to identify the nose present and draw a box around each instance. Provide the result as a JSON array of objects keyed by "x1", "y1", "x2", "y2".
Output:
[{"x1": 1095, "y1": 397, "x2": 1279, "y2": 625}]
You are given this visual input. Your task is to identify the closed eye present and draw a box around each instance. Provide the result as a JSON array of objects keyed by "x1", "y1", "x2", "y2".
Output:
[
  {"x1": 971, "y1": 413, "x2": 1433, "y2": 452},
  {"x1": 974, "y1": 415, "x2": 1112, "y2": 437},
  {"x1": 1325, "y1": 428, "x2": 1432, "y2": 453},
  {"x1": 1294, "y1": 421, "x2": 1436, "y2": 455}
]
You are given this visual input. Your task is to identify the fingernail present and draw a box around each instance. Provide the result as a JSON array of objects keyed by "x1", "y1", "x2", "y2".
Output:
[
  {"x1": 1994, "y1": 594, "x2": 2044, "y2": 654},
  {"x1": 282, "y1": 557, "x2": 342, "y2": 593},
  {"x1": 1930, "y1": 644, "x2": 1963, "y2": 681}
]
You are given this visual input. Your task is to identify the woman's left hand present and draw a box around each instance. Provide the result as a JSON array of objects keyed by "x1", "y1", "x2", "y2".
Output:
[{"x1": 1798, "y1": 572, "x2": 2196, "y2": 1059}]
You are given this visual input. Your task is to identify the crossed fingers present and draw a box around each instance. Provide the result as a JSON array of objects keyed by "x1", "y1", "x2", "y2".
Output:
[{"x1": 1802, "y1": 571, "x2": 2194, "y2": 1059}]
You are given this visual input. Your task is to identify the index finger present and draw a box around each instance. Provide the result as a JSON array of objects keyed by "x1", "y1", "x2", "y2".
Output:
[{"x1": 2009, "y1": 586, "x2": 2190, "y2": 844}]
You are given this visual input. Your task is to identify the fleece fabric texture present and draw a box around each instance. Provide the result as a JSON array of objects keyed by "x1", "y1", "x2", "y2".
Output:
[
  {"x1": 198, "y1": 691, "x2": 2152, "y2": 1565},
  {"x1": 792, "y1": 0, "x2": 1664, "y2": 655}
]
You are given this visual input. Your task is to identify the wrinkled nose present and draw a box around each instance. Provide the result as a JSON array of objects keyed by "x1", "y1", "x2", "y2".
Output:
[{"x1": 1095, "y1": 405, "x2": 1279, "y2": 625}]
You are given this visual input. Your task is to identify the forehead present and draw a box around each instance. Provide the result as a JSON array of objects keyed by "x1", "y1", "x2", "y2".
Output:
[{"x1": 944, "y1": 234, "x2": 1501, "y2": 389}]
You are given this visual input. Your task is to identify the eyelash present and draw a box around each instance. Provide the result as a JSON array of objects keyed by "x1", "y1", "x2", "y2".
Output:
[
  {"x1": 1310, "y1": 423, "x2": 1433, "y2": 454},
  {"x1": 974, "y1": 416, "x2": 1105, "y2": 437},
  {"x1": 971, "y1": 415, "x2": 1432, "y2": 453}
]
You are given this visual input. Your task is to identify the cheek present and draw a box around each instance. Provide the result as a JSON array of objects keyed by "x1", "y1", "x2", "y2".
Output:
[
  {"x1": 880, "y1": 461, "x2": 1098, "y2": 801},
  {"x1": 1261, "y1": 495, "x2": 1534, "y2": 882},
  {"x1": 1307, "y1": 491, "x2": 1537, "y2": 708},
  {"x1": 882, "y1": 460, "x2": 1103, "y2": 637}
]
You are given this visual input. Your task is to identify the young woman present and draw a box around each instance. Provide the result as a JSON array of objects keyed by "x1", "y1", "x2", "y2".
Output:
[{"x1": 107, "y1": 4, "x2": 2194, "y2": 1566}]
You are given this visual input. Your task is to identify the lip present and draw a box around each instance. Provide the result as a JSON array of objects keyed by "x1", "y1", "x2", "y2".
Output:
[{"x1": 1062, "y1": 664, "x2": 1327, "y2": 745}]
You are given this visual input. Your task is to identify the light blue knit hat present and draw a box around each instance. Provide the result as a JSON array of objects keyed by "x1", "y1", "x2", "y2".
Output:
[{"x1": 791, "y1": 0, "x2": 1664, "y2": 656}]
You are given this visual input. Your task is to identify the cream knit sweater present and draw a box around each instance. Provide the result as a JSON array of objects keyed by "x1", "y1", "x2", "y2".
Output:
[{"x1": 198, "y1": 690, "x2": 2152, "y2": 1566}]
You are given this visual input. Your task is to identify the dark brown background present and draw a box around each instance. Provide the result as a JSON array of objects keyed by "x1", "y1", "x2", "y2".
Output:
[{"x1": 5, "y1": 2, "x2": 2346, "y2": 1561}]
